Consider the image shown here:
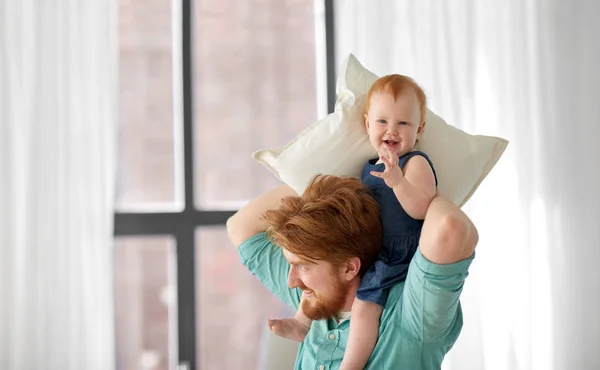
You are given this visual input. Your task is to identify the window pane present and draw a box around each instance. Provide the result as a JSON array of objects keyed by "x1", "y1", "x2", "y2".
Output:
[
  {"x1": 114, "y1": 236, "x2": 177, "y2": 370},
  {"x1": 117, "y1": 0, "x2": 178, "y2": 210},
  {"x1": 195, "y1": 227, "x2": 290, "y2": 369},
  {"x1": 193, "y1": 0, "x2": 319, "y2": 209}
]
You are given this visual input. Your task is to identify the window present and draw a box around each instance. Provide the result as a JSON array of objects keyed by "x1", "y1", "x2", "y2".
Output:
[
  {"x1": 114, "y1": 236, "x2": 177, "y2": 370},
  {"x1": 115, "y1": 0, "x2": 336, "y2": 369}
]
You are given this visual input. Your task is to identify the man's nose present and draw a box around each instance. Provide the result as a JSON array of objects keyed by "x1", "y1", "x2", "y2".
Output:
[{"x1": 288, "y1": 267, "x2": 300, "y2": 289}]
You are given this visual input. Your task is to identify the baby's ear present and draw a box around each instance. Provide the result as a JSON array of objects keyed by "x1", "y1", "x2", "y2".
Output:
[
  {"x1": 417, "y1": 121, "x2": 427, "y2": 134},
  {"x1": 364, "y1": 114, "x2": 370, "y2": 129}
]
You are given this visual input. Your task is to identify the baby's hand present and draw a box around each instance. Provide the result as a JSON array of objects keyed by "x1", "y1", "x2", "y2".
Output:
[{"x1": 370, "y1": 147, "x2": 404, "y2": 188}]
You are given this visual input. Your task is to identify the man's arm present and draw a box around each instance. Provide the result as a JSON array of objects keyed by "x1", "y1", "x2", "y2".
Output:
[
  {"x1": 226, "y1": 185, "x2": 297, "y2": 248},
  {"x1": 401, "y1": 195, "x2": 478, "y2": 343},
  {"x1": 228, "y1": 184, "x2": 302, "y2": 309},
  {"x1": 419, "y1": 195, "x2": 478, "y2": 264}
]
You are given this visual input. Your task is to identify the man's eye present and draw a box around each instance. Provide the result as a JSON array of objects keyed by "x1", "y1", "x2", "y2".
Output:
[{"x1": 299, "y1": 265, "x2": 309, "y2": 271}]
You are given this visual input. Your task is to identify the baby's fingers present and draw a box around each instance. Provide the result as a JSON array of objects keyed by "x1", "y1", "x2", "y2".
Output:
[
  {"x1": 379, "y1": 154, "x2": 393, "y2": 169},
  {"x1": 387, "y1": 147, "x2": 399, "y2": 166},
  {"x1": 370, "y1": 170, "x2": 384, "y2": 179}
]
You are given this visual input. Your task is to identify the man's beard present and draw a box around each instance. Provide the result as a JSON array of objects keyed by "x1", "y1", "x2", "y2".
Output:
[{"x1": 300, "y1": 277, "x2": 350, "y2": 320}]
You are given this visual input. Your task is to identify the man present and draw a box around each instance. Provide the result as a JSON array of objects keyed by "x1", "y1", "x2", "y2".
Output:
[{"x1": 227, "y1": 175, "x2": 478, "y2": 369}]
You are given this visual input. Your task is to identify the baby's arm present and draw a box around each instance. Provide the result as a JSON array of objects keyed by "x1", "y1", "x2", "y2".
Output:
[{"x1": 392, "y1": 155, "x2": 436, "y2": 219}]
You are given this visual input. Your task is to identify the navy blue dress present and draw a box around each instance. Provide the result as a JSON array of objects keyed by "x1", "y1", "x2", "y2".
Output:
[{"x1": 356, "y1": 150, "x2": 438, "y2": 306}]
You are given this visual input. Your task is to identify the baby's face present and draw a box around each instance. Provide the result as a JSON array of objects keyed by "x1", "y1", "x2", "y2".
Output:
[{"x1": 364, "y1": 88, "x2": 424, "y2": 158}]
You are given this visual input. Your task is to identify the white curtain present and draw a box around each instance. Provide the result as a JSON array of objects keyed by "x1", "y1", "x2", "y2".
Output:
[
  {"x1": 335, "y1": 1, "x2": 600, "y2": 369},
  {"x1": 0, "y1": 1, "x2": 117, "y2": 369}
]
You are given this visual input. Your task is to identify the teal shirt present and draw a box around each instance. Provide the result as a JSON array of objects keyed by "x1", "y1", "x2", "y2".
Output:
[{"x1": 239, "y1": 232, "x2": 474, "y2": 370}]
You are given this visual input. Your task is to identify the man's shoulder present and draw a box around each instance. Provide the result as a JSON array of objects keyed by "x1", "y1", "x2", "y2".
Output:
[
  {"x1": 376, "y1": 281, "x2": 406, "y2": 331},
  {"x1": 384, "y1": 280, "x2": 406, "y2": 309}
]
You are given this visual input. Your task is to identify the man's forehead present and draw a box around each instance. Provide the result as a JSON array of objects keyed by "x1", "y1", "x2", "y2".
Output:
[
  {"x1": 282, "y1": 249, "x2": 300, "y2": 262},
  {"x1": 282, "y1": 249, "x2": 313, "y2": 264}
]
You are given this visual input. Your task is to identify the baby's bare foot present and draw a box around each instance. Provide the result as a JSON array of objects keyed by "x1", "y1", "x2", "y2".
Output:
[{"x1": 267, "y1": 318, "x2": 309, "y2": 342}]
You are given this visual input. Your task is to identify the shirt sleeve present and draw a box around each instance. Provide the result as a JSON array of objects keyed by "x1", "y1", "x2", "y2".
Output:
[
  {"x1": 238, "y1": 232, "x2": 302, "y2": 309},
  {"x1": 400, "y1": 248, "x2": 474, "y2": 343}
]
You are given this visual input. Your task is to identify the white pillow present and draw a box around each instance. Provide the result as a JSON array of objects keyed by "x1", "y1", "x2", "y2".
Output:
[{"x1": 253, "y1": 54, "x2": 508, "y2": 207}]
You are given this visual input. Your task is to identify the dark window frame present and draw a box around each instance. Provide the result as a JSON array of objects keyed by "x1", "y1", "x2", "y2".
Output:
[{"x1": 113, "y1": 0, "x2": 336, "y2": 368}]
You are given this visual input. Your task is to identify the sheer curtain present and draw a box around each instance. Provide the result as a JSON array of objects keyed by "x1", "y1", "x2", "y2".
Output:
[
  {"x1": 335, "y1": 1, "x2": 600, "y2": 369},
  {"x1": 0, "y1": 1, "x2": 117, "y2": 369}
]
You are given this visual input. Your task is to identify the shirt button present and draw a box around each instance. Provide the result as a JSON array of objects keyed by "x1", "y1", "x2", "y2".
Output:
[
  {"x1": 328, "y1": 333, "x2": 335, "y2": 340},
  {"x1": 319, "y1": 365, "x2": 325, "y2": 370}
]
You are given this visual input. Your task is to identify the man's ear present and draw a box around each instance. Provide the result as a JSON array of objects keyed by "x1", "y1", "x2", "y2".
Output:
[{"x1": 344, "y1": 257, "x2": 362, "y2": 281}]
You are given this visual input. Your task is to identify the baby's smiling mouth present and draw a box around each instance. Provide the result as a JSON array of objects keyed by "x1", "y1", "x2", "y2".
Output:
[{"x1": 383, "y1": 140, "x2": 398, "y2": 147}]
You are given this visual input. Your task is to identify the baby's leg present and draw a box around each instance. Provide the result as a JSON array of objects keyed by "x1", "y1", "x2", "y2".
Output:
[
  {"x1": 339, "y1": 298, "x2": 383, "y2": 370},
  {"x1": 267, "y1": 301, "x2": 312, "y2": 342}
]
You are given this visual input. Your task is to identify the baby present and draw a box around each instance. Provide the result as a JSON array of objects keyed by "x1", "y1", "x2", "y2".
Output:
[{"x1": 270, "y1": 74, "x2": 437, "y2": 370}]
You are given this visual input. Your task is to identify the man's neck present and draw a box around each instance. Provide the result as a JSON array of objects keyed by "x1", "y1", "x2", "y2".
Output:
[
  {"x1": 340, "y1": 279, "x2": 360, "y2": 312},
  {"x1": 335, "y1": 311, "x2": 351, "y2": 323}
]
